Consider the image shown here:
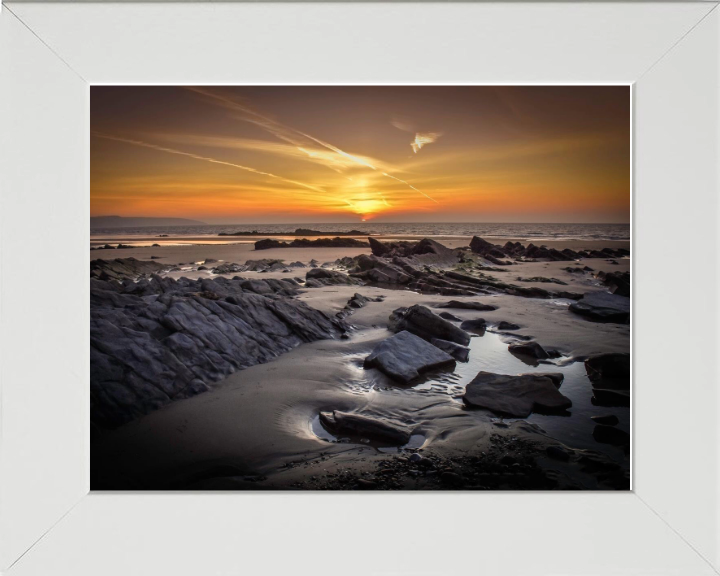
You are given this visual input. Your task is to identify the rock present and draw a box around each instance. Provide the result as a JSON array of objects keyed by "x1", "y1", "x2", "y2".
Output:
[
  {"x1": 569, "y1": 292, "x2": 630, "y2": 324},
  {"x1": 336, "y1": 293, "x2": 374, "y2": 319},
  {"x1": 438, "y1": 300, "x2": 498, "y2": 311},
  {"x1": 516, "y1": 276, "x2": 568, "y2": 285},
  {"x1": 364, "y1": 330, "x2": 456, "y2": 383},
  {"x1": 319, "y1": 410, "x2": 411, "y2": 445},
  {"x1": 546, "y1": 446, "x2": 570, "y2": 461},
  {"x1": 593, "y1": 424, "x2": 630, "y2": 446},
  {"x1": 508, "y1": 341, "x2": 549, "y2": 360},
  {"x1": 409, "y1": 453, "x2": 423, "y2": 463},
  {"x1": 355, "y1": 479, "x2": 377, "y2": 490},
  {"x1": 430, "y1": 338, "x2": 470, "y2": 362},
  {"x1": 596, "y1": 271, "x2": 630, "y2": 297},
  {"x1": 90, "y1": 258, "x2": 167, "y2": 282},
  {"x1": 197, "y1": 266, "x2": 208, "y2": 270},
  {"x1": 306, "y1": 267, "x2": 362, "y2": 286},
  {"x1": 463, "y1": 371, "x2": 572, "y2": 417},
  {"x1": 389, "y1": 305, "x2": 471, "y2": 346},
  {"x1": 460, "y1": 318, "x2": 487, "y2": 334},
  {"x1": 213, "y1": 262, "x2": 246, "y2": 275},
  {"x1": 496, "y1": 321, "x2": 520, "y2": 330},
  {"x1": 256, "y1": 237, "x2": 368, "y2": 250},
  {"x1": 592, "y1": 414, "x2": 619, "y2": 426},
  {"x1": 91, "y1": 271, "x2": 345, "y2": 428},
  {"x1": 439, "y1": 311, "x2": 462, "y2": 321},
  {"x1": 585, "y1": 353, "x2": 630, "y2": 389},
  {"x1": 527, "y1": 372, "x2": 564, "y2": 387}
]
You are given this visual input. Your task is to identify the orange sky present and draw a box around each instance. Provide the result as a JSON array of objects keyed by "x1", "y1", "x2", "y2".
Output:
[{"x1": 91, "y1": 86, "x2": 630, "y2": 224}]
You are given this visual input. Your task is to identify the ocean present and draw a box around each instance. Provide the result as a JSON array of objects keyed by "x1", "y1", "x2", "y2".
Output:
[{"x1": 90, "y1": 222, "x2": 630, "y2": 242}]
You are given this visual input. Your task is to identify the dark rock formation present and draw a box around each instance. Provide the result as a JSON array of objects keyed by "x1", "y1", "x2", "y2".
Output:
[
  {"x1": 363, "y1": 330, "x2": 456, "y2": 383},
  {"x1": 470, "y1": 236, "x2": 628, "y2": 262},
  {"x1": 595, "y1": 270, "x2": 630, "y2": 297},
  {"x1": 463, "y1": 371, "x2": 572, "y2": 417},
  {"x1": 439, "y1": 311, "x2": 462, "y2": 322},
  {"x1": 496, "y1": 321, "x2": 520, "y2": 331},
  {"x1": 569, "y1": 292, "x2": 630, "y2": 323},
  {"x1": 336, "y1": 293, "x2": 382, "y2": 319},
  {"x1": 517, "y1": 276, "x2": 568, "y2": 285},
  {"x1": 508, "y1": 341, "x2": 549, "y2": 360},
  {"x1": 585, "y1": 353, "x2": 630, "y2": 389},
  {"x1": 319, "y1": 410, "x2": 411, "y2": 444},
  {"x1": 255, "y1": 237, "x2": 368, "y2": 250},
  {"x1": 90, "y1": 258, "x2": 167, "y2": 281},
  {"x1": 460, "y1": 318, "x2": 487, "y2": 334},
  {"x1": 389, "y1": 305, "x2": 471, "y2": 346},
  {"x1": 91, "y1": 267, "x2": 345, "y2": 428},
  {"x1": 430, "y1": 338, "x2": 470, "y2": 362},
  {"x1": 305, "y1": 267, "x2": 363, "y2": 287}
]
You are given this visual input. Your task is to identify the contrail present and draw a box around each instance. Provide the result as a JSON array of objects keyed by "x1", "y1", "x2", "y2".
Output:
[
  {"x1": 382, "y1": 173, "x2": 439, "y2": 204},
  {"x1": 93, "y1": 132, "x2": 326, "y2": 195},
  {"x1": 186, "y1": 87, "x2": 438, "y2": 203}
]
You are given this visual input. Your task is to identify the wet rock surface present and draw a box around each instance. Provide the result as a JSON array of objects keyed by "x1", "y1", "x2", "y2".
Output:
[
  {"x1": 569, "y1": 292, "x2": 630, "y2": 324},
  {"x1": 585, "y1": 353, "x2": 630, "y2": 389},
  {"x1": 363, "y1": 330, "x2": 456, "y2": 383},
  {"x1": 463, "y1": 371, "x2": 572, "y2": 418}
]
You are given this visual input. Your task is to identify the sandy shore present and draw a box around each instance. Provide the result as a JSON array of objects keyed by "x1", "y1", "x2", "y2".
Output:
[{"x1": 91, "y1": 238, "x2": 630, "y2": 490}]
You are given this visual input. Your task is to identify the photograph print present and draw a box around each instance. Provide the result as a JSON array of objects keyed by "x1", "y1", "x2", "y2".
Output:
[{"x1": 90, "y1": 86, "x2": 630, "y2": 490}]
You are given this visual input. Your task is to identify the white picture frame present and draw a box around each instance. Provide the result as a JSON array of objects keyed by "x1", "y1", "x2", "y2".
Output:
[{"x1": 1, "y1": 2, "x2": 718, "y2": 574}]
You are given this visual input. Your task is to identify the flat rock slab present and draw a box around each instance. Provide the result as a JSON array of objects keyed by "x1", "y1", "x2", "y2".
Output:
[
  {"x1": 569, "y1": 292, "x2": 630, "y2": 324},
  {"x1": 463, "y1": 371, "x2": 572, "y2": 418},
  {"x1": 390, "y1": 305, "x2": 471, "y2": 346},
  {"x1": 364, "y1": 330, "x2": 455, "y2": 383},
  {"x1": 319, "y1": 410, "x2": 411, "y2": 445}
]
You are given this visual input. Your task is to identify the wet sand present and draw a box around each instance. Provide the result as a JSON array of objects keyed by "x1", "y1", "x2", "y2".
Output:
[{"x1": 91, "y1": 239, "x2": 630, "y2": 490}]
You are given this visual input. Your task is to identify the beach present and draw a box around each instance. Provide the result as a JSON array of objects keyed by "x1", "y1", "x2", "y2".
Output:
[{"x1": 91, "y1": 231, "x2": 630, "y2": 490}]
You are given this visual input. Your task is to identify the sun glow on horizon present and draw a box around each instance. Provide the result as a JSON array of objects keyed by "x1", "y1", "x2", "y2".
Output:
[{"x1": 91, "y1": 86, "x2": 630, "y2": 224}]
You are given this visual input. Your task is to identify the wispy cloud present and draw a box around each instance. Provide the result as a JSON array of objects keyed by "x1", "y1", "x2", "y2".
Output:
[
  {"x1": 187, "y1": 87, "x2": 437, "y2": 203},
  {"x1": 411, "y1": 132, "x2": 442, "y2": 154},
  {"x1": 92, "y1": 132, "x2": 328, "y2": 196},
  {"x1": 392, "y1": 118, "x2": 442, "y2": 154}
]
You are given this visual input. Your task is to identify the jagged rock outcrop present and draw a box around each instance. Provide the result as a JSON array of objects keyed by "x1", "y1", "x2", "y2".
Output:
[
  {"x1": 470, "y1": 236, "x2": 628, "y2": 262},
  {"x1": 91, "y1": 266, "x2": 346, "y2": 428},
  {"x1": 305, "y1": 267, "x2": 363, "y2": 287},
  {"x1": 90, "y1": 257, "x2": 168, "y2": 281}
]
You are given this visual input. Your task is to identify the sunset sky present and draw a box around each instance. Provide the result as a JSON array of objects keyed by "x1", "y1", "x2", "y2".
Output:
[{"x1": 91, "y1": 86, "x2": 630, "y2": 224}]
